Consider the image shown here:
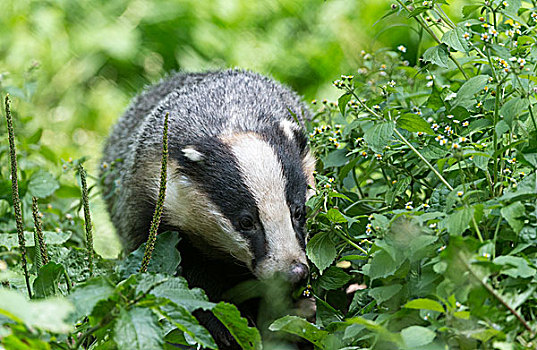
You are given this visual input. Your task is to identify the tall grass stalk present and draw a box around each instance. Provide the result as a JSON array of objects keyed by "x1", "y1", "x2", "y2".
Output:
[
  {"x1": 140, "y1": 112, "x2": 169, "y2": 273},
  {"x1": 4, "y1": 95, "x2": 32, "y2": 298},
  {"x1": 78, "y1": 164, "x2": 94, "y2": 276}
]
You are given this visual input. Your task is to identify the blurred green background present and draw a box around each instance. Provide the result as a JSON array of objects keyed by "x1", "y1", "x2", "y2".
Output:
[{"x1": 0, "y1": 0, "x2": 467, "y2": 257}]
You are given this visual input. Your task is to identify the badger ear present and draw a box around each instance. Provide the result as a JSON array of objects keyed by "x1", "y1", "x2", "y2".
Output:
[{"x1": 182, "y1": 146, "x2": 204, "y2": 162}]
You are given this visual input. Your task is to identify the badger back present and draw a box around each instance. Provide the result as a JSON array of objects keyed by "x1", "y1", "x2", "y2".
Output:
[{"x1": 101, "y1": 70, "x2": 315, "y2": 280}]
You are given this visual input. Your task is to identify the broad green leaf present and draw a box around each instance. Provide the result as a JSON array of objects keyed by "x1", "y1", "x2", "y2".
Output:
[
  {"x1": 159, "y1": 303, "x2": 217, "y2": 349},
  {"x1": 269, "y1": 315, "x2": 328, "y2": 348},
  {"x1": 397, "y1": 113, "x2": 433, "y2": 134},
  {"x1": 423, "y1": 45, "x2": 449, "y2": 68},
  {"x1": 368, "y1": 284, "x2": 402, "y2": 304},
  {"x1": 338, "y1": 93, "x2": 351, "y2": 116},
  {"x1": 453, "y1": 75, "x2": 489, "y2": 106},
  {"x1": 114, "y1": 307, "x2": 163, "y2": 350},
  {"x1": 326, "y1": 208, "x2": 347, "y2": 223},
  {"x1": 28, "y1": 170, "x2": 60, "y2": 198},
  {"x1": 306, "y1": 231, "x2": 337, "y2": 274},
  {"x1": 212, "y1": 302, "x2": 261, "y2": 350},
  {"x1": 500, "y1": 97, "x2": 528, "y2": 128},
  {"x1": 117, "y1": 231, "x2": 181, "y2": 278},
  {"x1": 322, "y1": 148, "x2": 349, "y2": 168},
  {"x1": 33, "y1": 262, "x2": 65, "y2": 298},
  {"x1": 362, "y1": 249, "x2": 397, "y2": 280},
  {"x1": 0, "y1": 231, "x2": 71, "y2": 250},
  {"x1": 364, "y1": 121, "x2": 395, "y2": 153},
  {"x1": 446, "y1": 206, "x2": 474, "y2": 236},
  {"x1": 150, "y1": 277, "x2": 215, "y2": 312},
  {"x1": 0, "y1": 289, "x2": 73, "y2": 333},
  {"x1": 68, "y1": 276, "x2": 115, "y2": 322},
  {"x1": 501, "y1": 202, "x2": 525, "y2": 233},
  {"x1": 441, "y1": 26, "x2": 469, "y2": 52},
  {"x1": 401, "y1": 326, "x2": 436, "y2": 348},
  {"x1": 404, "y1": 298, "x2": 445, "y2": 313},
  {"x1": 493, "y1": 256, "x2": 535, "y2": 278},
  {"x1": 317, "y1": 266, "x2": 351, "y2": 290}
]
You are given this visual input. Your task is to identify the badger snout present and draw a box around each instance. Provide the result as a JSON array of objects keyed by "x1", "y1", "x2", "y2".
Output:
[{"x1": 288, "y1": 262, "x2": 309, "y2": 284}]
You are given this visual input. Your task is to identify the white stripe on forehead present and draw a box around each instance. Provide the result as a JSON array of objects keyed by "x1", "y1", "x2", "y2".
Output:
[{"x1": 222, "y1": 132, "x2": 306, "y2": 278}]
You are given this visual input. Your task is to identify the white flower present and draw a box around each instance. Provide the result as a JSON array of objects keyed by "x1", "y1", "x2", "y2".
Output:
[{"x1": 397, "y1": 45, "x2": 407, "y2": 53}]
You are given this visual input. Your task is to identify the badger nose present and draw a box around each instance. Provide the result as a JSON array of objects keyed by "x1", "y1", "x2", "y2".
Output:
[{"x1": 289, "y1": 262, "x2": 309, "y2": 284}]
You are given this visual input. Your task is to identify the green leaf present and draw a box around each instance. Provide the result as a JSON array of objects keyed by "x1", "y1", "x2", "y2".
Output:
[
  {"x1": 33, "y1": 262, "x2": 65, "y2": 298},
  {"x1": 114, "y1": 307, "x2": 163, "y2": 350},
  {"x1": 397, "y1": 113, "x2": 434, "y2": 134},
  {"x1": 326, "y1": 208, "x2": 347, "y2": 223},
  {"x1": 362, "y1": 249, "x2": 397, "y2": 280},
  {"x1": 0, "y1": 230, "x2": 71, "y2": 250},
  {"x1": 150, "y1": 277, "x2": 215, "y2": 313},
  {"x1": 68, "y1": 276, "x2": 115, "y2": 322},
  {"x1": 500, "y1": 97, "x2": 528, "y2": 128},
  {"x1": 462, "y1": 5, "x2": 482, "y2": 18},
  {"x1": 269, "y1": 315, "x2": 328, "y2": 349},
  {"x1": 317, "y1": 266, "x2": 351, "y2": 290},
  {"x1": 338, "y1": 93, "x2": 351, "y2": 116},
  {"x1": 404, "y1": 298, "x2": 445, "y2": 313},
  {"x1": 441, "y1": 26, "x2": 469, "y2": 52},
  {"x1": 212, "y1": 302, "x2": 261, "y2": 350},
  {"x1": 453, "y1": 75, "x2": 489, "y2": 106},
  {"x1": 28, "y1": 170, "x2": 60, "y2": 198},
  {"x1": 501, "y1": 202, "x2": 525, "y2": 233},
  {"x1": 368, "y1": 284, "x2": 402, "y2": 304},
  {"x1": 322, "y1": 148, "x2": 349, "y2": 168},
  {"x1": 401, "y1": 326, "x2": 436, "y2": 348},
  {"x1": 306, "y1": 232, "x2": 337, "y2": 274},
  {"x1": 446, "y1": 206, "x2": 474, "y2": 236},
  {"x1": 159, "y1": 303, "x2": 217, "y2": 349},
  {"x1": 423, "y1": 45, "x2": 449, "y2": 68},
  {"x1": 364, "y1": 121, "x2": 395, "y2": 153},
  {"x1": 493, "y1": 256, "x2": 535, "y2": 278},
  {"x1": 0, "y1": 289, "x2": 74, "y2": 333},
  {"x1": 117, "y1": 231, "x2": 181, "y2": 278}
]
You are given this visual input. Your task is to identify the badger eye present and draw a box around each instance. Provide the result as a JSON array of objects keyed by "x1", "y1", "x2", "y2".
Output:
[
  {"x1": 293, "y1": 206, "x2": 305, "y2": 221},
  {"x1": 239, "y1": 215, "x2": 255, "y2": 231}
]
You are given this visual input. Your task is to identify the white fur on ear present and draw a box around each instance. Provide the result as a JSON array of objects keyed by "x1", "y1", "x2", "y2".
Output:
[{"x1": 182, "y1": 146, "x2": 204, "y2": 162}]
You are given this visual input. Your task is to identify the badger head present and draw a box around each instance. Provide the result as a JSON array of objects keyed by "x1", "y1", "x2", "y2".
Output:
[{"x1": 160, "y1": 120, "x2": 315, "y2": 284}]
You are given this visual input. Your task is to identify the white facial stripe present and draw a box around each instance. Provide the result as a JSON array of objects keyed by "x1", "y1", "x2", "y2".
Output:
[
  {"x1": 279, "y1": 119, "x2": 297, "y2": 141},
  {"x1": 302, "y1": 150, "x2": 316, "y2": 200},
  {"x1": 146, "y1": 160, "x2": 253, "y2": 267},
  {"x1": 182, "y1": 146, "x2": 204, "y2": 162},
  {"x1": 223, "y1": 133, "x2": 307, "y2": 278}
]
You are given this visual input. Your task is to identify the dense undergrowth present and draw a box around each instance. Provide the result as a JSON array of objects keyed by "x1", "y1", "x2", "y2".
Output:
[{"x1": 2, "y1": 1, "x2": 537, "y2": 349}]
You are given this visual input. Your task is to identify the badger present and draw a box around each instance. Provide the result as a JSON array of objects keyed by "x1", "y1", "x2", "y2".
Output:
[{"x1": 101, "y1": 69, "x2": 316, "y2": 348}]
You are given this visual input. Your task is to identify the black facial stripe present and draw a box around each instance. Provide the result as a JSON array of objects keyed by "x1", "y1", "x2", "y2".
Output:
[{"x1": 169, "y1": 137, "x2": 268, "y2": 264}]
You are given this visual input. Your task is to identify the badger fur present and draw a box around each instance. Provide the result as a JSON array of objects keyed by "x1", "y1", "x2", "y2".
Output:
[{"x1": 101, "y1": 69, "x2": 316, "y2": 348}]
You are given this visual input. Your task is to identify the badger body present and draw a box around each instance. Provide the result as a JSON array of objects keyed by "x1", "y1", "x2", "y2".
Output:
[{"x1": 102, "y1": 69, "x2": 315, "y2": 348}]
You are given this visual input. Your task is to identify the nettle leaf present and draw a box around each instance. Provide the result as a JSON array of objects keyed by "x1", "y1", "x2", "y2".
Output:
[
  {"x1": 114, "y1": 307, "x2": 163, "y2": 350},
  {"x1": 441, "y1": 26, "x2": 469, "y2": 52},
  {"x1": 423, "y1": 45, "x2": 449, "y2": 68},
  {"x1": 0, "y1": 289, "x2": 74, "y2": 333},
  {"x1": 68, "y1": 276, "x2": 115, "y2": 322},
  {"x1": 322, "y1": 148, "x2": 349, "y2": 168},
  {"x1": 493, "y1": 256, "x2": 535, "y2": 279},
  {"x1": 404, "y1": 298, "x2": 445, "y2": 313},
  {"x1": 362, "y1": 249, "x2": 398, "y2": 280},
  {"x1": 401, "y1": 326, "x2": 436, "y2": 348},
  {"x1": 117, "y1": 231, "x2": 181, "y2": 278},
  {"x1": 269, "y1": 315, "x2": 328, "y2": 349},
  {"x1": 33, "y1": 262, "x2": 65, "y2": 298},
  {"x1": 453, "y1": 75, "x2": 489, "y2": 106},
  {"x1": 0, "y1": 230, "x2": 71, "y2": 250},
  {"x1": 338, "y1": 92, "x2": 351, "y2": 116},
  {"x1": 368, "y1": 284, "x2": 402, "y2": 304},
  {"x1": 150, "y1": 277, "x2": 215, "y2": 313},
  {"x1": 326, "y1": 208, "x2": 347, "y2": 223},
  {"x1": 446, "y1": 206, "x2": 474, "y2": 236},
  {"x1": 28, "y1": 170, "x2": 60, "y2": 198},
  {"x1": 306, "y1": 231, "x2": 337, "y2": 274},
  {"x1": 500, "y1": 97, "x2": 528, "y2": 129},
  {"x1": 159, "y1": 302, "x2": 217, "y2": 349},
  {"x1": 364, "y1": 121, "x2": 395, "y2": 153},
  {"x1": 317, "y1": 266, "x2": 351, "y2": 290},
  {"x1": 500, "y1": 202, "x2": 525, "y2": 234},
  {"x1": 397, "y1": 113, "x2": 433, "y2": 134},
  {"x1": 212, "y1": 302, "x2": 261, "y2": 350}
]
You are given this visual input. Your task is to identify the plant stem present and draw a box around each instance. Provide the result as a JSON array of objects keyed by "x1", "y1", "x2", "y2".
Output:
[
  {"x1": 333, "y1": 228, "x2": 368, "y2": 255},
  {"x1": 4, "y1": 95, "x2": 32, "y2": 299},
  {"x1": 140, "y1": 112, "x2": 169, "y2": 273},
  {"x1": 78, "y1": 164, "x2": 94, "y2": 276},
  {"x1": 32, "y1": 197, "x2": 49, "y2": 265}
]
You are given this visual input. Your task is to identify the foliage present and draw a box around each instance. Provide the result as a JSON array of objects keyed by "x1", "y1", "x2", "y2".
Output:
[{"x1": 1, "y1": 0, "x2": 537, "y2": 349}]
